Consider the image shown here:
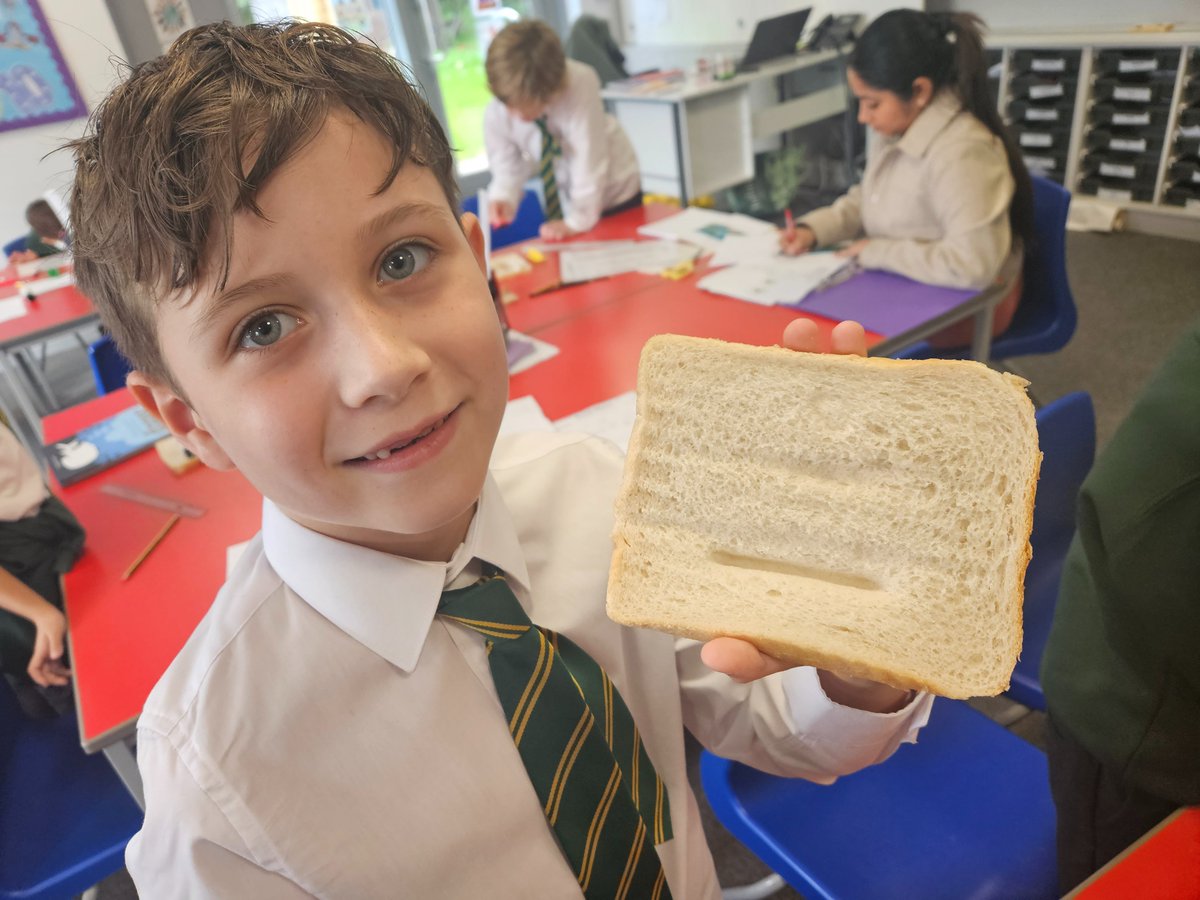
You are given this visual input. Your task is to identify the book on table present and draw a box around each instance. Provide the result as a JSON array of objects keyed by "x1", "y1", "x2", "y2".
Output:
[{"x1": 43, "y1": 405, "x2": 169, "y2": 487}]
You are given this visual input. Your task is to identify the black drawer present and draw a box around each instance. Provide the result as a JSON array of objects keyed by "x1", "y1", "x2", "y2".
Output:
[
  {"x1": 1180, "y1": 106, "x2": 1200, "y2": 129},
  {"x1": 1078, "y1": 176, "x2": 1155, "y2": 203},
  {"x1": 1010, "y1": 74, "x2": 1078, "y2": 103},
  {"x1": 1010, "y1": 49, "x2": 1081, "y2": 76},
  {"x1": 1085, "y1": 129, "x2": 1164, "y2": 156},
  {"x1": 1092, "y1": 77, "x2": 1174, "y2": 106},
  {"x1": 1093, "y1": 48, "x2": 1180, "y2": 77},
  {"x1": 1017, "y1": 126, "x2": 1072, "y2": 151},
  {"x1": 1009, "y1": 99, "x2": 1071, "y2": 125},
  {"x1": 1082, "y1": 151, "x2": 1160, "y2": 183},
  {"x1": 1169, "y1": 159, "x2": 1200, "y2": 185},
  {"x1": 1174, "y1": 136, "x2": 1200, "y2": 159},
  {"x1": 1163, "y1": 183, "x2": 1200, "y2": 207},
  {"x1": 1088, "y1": 103, "x2": 1170, "y2": 130}
]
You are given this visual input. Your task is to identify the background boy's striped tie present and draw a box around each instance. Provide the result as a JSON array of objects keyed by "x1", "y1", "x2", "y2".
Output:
[
  {"x1": 439, "y1": 569, "x2": 671, "y2": 900},
  {"x1": 535, "y1": 117, "x2": 564, "y2": 221}
]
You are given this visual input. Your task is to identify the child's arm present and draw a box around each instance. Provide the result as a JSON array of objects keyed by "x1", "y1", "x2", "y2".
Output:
[
  {"x1": 554, "y1": 67, "x2": 612, "y2": 236},
  {"x1": 0, "y1": 567, "x2": 70, "y2": 686},
  {"x1": 482, "y1": 101, "x2": 533, "y2": 227}
]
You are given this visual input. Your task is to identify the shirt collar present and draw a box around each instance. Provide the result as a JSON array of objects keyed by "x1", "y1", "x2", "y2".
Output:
[
  {"x1": 260, "y1": 473, "x2": 531, "y2": 673},
  {"x1": 895, "y1": 89, "x2": 963, "y2": 159}
]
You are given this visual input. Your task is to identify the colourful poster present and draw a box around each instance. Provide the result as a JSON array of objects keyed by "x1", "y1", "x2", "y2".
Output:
[{"x1": 0, "y1": 0, "x2": 87, "y2": 133}]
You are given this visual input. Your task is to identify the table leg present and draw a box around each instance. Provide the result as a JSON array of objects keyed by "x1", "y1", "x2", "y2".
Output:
[
  {"x1": 103, "y1": 738, "x2": 146, "y2": 810},
  {"x1": 0, "y1": 350, "x2": 47, "y2": 453},
  {"x1": 970, "y1": 306, "x2": 995, "y2": 362},
  {"x1": 672, "y1": 103, "x2": 690, "y2": 207},
  {"x1": 14, "y1": 346, "x2": 58, "y2": 413}
]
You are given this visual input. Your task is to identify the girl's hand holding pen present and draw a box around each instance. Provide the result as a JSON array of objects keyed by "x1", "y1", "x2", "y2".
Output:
[{"x1": 779, "y1": 213, "x2": 817, "y2": 256}]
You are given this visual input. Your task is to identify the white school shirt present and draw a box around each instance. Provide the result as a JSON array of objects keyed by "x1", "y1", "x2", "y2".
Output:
[
  {"x1": 799, "y1": 89, "x2": 1020, "y2": 290},
  {"x1": 484, "y1": 59, "x2": 641, "y2": 234},
  {"x1": 0, "y1": 426, "x2": 46, "y2": 521},
  {"x1": 126, "y1": 432, "x2": 932, "y2": 899}
]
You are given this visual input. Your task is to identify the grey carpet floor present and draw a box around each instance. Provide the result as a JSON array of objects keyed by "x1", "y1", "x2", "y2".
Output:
[{"x1": 23, "y1": 228, "x2": 1194, "y2": 900}]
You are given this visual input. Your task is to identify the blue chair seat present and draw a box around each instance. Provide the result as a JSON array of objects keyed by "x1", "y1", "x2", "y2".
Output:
[
  {"x1": 0, "y1": 684, "x2": 143, "y2": 899},
  {"x1": 702, "y1": 699, "x2": 1059, "y2": 900},
  {"x1": 896, "y1": 175, "x2": 1077, "y2": 362},
  {"x1": 462, "y1": 187, "x2": 546, "y2": 249},
  {"x1": 3, "y1": 236, "x2": 27, "y2": 257},
  {"x1": 87, "y1": 335, "x2": 134, "y2": 396}
]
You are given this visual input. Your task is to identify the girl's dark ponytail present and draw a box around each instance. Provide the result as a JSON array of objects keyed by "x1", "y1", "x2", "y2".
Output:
[{"x1": 851, "y1": 10, "x2": 1035, "y2": 250}]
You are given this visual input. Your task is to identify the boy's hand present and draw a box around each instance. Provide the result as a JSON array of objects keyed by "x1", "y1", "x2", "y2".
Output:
[
  {"x1": 28, "y1": 606, "x2": 71, "y2": 687},
  {"x1": 489, "y1": 200, "x2": 515, "y2": 229},
  {"x1": 539, "y1": 220, "x2": 578, "y2": 241},
  {"x1": 779, "y1": 223, "x2": 816, "y2": 256},
  {"x1": 699, "y1": 316, "x2": 914, "y2": 713}
]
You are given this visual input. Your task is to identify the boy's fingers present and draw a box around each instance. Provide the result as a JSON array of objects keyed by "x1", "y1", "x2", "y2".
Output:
[
  {"x1": 700, "y1": 637, "x2": 790, "y2": 683},
  {"x1": 782, "y1": 317, "x2": 821, "y2": 352},
  {"x1": 829, "y1": 320, "x2": 868, "y2": 357}
]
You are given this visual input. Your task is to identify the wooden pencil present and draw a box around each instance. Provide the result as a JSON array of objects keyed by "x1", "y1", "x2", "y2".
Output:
[{"x1": 121, "y1": 513, "x2": 181, "y2": 581}]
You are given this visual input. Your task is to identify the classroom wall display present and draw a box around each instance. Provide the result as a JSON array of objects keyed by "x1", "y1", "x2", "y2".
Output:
[
  {"x1": 0, "y1": 0, "x2": 87, "y2": 133},
  {"x1": 145, "y1": 0, "x2": 195, "y2": 52}
]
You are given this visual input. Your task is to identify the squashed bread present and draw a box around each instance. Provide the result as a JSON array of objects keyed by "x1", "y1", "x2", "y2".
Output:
[{"x1": 607, "y1": 335, "x2": 1040, "y2": 698}]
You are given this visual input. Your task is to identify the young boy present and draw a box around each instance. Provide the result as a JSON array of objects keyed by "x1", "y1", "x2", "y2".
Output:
[
  {"x1": 484, "y1": 19, "x2": 641, "y2": 241},
  {"x1": 69, "y1": 22, "x2": 931, "y2": 897},
  {"x1": 7, "y1": 199, "x2": 68, "y2": 264}
]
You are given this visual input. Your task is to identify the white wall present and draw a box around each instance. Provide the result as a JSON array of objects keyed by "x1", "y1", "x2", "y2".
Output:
[
  {"x1": 618, "y1": 0, "x2": 920, "y2": 47},
  {"x1": 925, "y1": 0, "x2": 1200, "y2": 32},
  {"x1": 0, "y1": 0, "x2": 125, "y2": 237}
]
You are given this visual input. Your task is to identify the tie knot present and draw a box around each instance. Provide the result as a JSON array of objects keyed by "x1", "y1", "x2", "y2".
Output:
[{"x1": 439, "y1": 572, "x2": 532, "y2": 641}]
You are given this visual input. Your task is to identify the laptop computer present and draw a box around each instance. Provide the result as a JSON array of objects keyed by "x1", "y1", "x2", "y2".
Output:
[{"x1": 736, "y1": 8, "x2": 813, "y2": 73}]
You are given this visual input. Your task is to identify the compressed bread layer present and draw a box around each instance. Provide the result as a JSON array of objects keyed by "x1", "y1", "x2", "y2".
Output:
[{"x1": 608, "y1": 335, "x2": 1040, "y2": 698}]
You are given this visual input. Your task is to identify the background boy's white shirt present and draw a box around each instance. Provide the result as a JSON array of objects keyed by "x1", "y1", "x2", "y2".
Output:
[
  {"x1": 484, "y1": 60, "x2": 640, "y2": 234},
  {"x1": 126, "y1": 431, "x2": 931, "y2": 898}
]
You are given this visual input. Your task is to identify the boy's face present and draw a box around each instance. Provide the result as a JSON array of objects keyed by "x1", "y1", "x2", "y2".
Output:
[{"x1": 130, "y1": 111, "x2": 509, "y2": 561}]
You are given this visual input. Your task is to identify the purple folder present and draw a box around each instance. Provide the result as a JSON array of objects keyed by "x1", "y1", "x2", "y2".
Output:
[{"x1": 783, "y1": 269, "x2": 976, "y2": 337}]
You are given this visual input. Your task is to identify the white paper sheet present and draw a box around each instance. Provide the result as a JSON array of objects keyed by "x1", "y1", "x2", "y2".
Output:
[
  {"x1": 554, "y1": 391, "x2": 638, "y2": 453},
  {"x1": 636, "y1": 208, "x2": 776, "y2": 251},
  {"x1": 558, "y1": 241, "x2": 699, "y2": 283},
  {"x1": 697, "y1": 253, "x2": 852, "y2": 306},
  {"x1": 0, "y1": 295, "x2": 27, "y2": 324}
]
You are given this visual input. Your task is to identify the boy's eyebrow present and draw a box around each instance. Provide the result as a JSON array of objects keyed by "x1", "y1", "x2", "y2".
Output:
[
  {"x1": 357, "y1": 201, "x2": 452, "y2": 244},
  {"x1": 192, "y1": 272, "x2": 292, "y2": 340}
]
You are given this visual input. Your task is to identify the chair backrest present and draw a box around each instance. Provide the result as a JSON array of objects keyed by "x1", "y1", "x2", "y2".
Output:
[
  {"x1": 0, "y1": 684, "x2": 143, "y2": 899},
  {"x1": 87, "y1": 334, "x2": 134, "y2": 396},
  {"x1": 993, "y1": 174, "x2": 1077, "y2": 358},
  {"x1": 1010, "y1": 390, "x2": 1095, "y2": 710},
  {"x1": 2, "y1": 236, "x2": 27, "y2": 257},
  {"x1": 565, "y1": 15, "x2": 629, "y2": 86},
  {"x1": 702, "y1": 699, "x2": 1059, "y2": 899},
  {"x1": 461, "y1": 188, "x2": 546, "y2": 250}
]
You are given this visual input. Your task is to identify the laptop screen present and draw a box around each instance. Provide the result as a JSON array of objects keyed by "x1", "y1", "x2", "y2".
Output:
[{"x1": 739, "y1": 8, "x2": 813, "y2": 71}]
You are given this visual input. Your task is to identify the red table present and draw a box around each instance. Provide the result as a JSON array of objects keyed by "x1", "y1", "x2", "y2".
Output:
[{"x1": 1069, "y1": 807, "x2": 1200, "y2": 899}]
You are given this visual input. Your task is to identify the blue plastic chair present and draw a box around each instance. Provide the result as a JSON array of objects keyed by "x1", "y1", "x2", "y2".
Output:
[
  {"x1": 895, "y1": 175, "x2": 1077, "y2": 362},
  {"x1": 1010, "y1": 391, "x2": 1095, "y2": 711},
  {"x1": 702, "y1": 699, "x2": 1059, "y2": 900},
  {"x1": 462, "y1": 187, "x2": 546, "y2": 249},
  {"x1": 3, "y1": 236, "x2": 27, "y2": 257},
  {"x1": 0, "y1": 684, "x2": 143, "y2": 899},
  {"x1": 86, "y1": 335, "x2": 133, "y2": 396}
]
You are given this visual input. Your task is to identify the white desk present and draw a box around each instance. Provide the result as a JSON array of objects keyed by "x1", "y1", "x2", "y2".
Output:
[{"x1": 602, "y1": 49, "x2": 848, "y2": 204}]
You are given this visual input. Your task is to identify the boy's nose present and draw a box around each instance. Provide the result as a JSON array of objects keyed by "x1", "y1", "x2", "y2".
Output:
[{"x1": 334, "y1": 301, "x2": 431, "y2": 408}]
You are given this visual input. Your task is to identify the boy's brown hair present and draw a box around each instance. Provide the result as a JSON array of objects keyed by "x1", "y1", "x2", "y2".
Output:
[
  {"x1": 485, "y1": 20, "x2": 567, "y2": 107},
  {"x1": 25, "y1": 200, "x2": 62, "y2": 238},
  {"x1": 68, "y1": 20, "x2": 459, "y2": 388}
]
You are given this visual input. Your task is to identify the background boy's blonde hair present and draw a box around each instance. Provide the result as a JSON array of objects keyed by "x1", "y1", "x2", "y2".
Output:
[
  {"x1": 67, "y1": 21, "x2": 459, "y2": 390},
  {"x1": 485, "y1": 20, "x2": 567, "y2": 106}
]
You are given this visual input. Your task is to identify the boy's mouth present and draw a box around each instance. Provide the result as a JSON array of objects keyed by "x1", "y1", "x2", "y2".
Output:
[{"x1": 350, "y1": 406, "x2": 459, "y2": 463}]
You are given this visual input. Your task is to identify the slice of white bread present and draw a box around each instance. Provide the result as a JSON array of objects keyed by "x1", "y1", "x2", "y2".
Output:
[{"x1": 607, "y1": 335, "x2": 1040, "y2": 699}]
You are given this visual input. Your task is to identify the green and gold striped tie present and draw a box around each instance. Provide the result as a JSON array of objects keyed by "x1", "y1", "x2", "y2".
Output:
[
  {"x1": 439, "y1": 569, "x2": 672, "y2": 900},
  {"x1": 535, "y1": 117, "x2": 564, "y2": 221}
]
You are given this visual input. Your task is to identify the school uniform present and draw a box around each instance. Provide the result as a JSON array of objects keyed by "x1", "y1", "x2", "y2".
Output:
[
  {"x1": 484, "y1": 59, "x2": 641, "y2": 234},
  {"x1": 126, "y1": 432, "x2": 932, "y2": 898},
  {"x1": 800, "y1": 89, "x2": 1021, "y2": 293}
]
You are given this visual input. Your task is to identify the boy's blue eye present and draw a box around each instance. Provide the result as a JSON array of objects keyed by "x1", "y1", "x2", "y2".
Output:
[
  {"x1": 238, "y1": 311, "x2": 300, "y2": 350},
  {"x1": 380, "y1": 244, "x2": 433, "y2": 282}
]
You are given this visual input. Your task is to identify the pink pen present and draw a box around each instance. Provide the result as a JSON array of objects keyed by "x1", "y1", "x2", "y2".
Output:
[{"x1": 784, "y1": 208, "x2": 796, "y2": 240}]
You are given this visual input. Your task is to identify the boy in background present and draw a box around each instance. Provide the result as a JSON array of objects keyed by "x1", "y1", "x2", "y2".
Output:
[
  {"x1": 69, "y1": 22, "x2": 930, "y2": 897},
  {"x1": 484, "y1": 19, "x2": 641, "y2": 240},
  {"x1": 8, "y1": 199, "x2": 68, "y2": 263}
]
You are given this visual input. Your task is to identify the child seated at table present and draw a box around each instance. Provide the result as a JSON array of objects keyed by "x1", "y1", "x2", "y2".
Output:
[
  {"x1": 781, "y1": 10, "x2": 1033, "y2": 346},
  {"x1": 8, "y1": 199, "x2": 69, "y2": 264},
  {"x1": 0, "y1": 424, "x2": 84, "y2": 718},
  {"x1": 68, "y1": 21, "x2": 931, "y2": 896},
  {"x1": 483, "y1": 19, "x2": 642, "y2": 241}
]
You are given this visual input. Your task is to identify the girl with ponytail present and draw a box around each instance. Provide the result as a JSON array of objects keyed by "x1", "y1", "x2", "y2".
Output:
[{"x1": 782, "y1": 10, "x2": 1033, "y2": 345}]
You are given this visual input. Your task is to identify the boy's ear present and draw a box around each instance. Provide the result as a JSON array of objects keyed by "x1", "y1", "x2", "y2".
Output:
[
  {"x1": 126, "y1": 371, "x2": 236, "y2": 472},
  {"x1": 460, "y1": 211, "x2": 488, "y2": 276}
]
